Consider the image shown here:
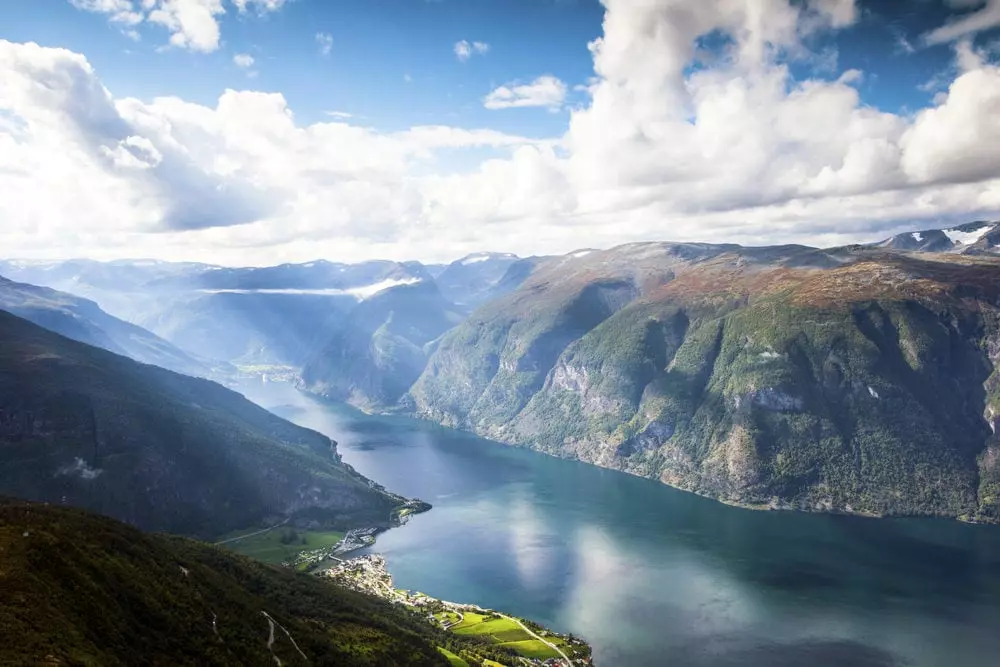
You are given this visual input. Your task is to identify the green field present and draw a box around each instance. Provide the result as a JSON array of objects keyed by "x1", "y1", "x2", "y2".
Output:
[
  {"x1": 217, "y1": 527, "x2": 344, "y2": 564},
  {"x1": 451, "y1": 613, "x2": 559, "y2": 660},
  {"x1": 498, "y1": 639, "x2": 559, "y2": 659},
  {"x1": 437, "y1": 647, "x2": 469, "y2": 666}
]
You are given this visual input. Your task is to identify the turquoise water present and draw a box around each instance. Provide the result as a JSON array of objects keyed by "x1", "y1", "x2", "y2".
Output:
[{"x1": 243, "y1": 382, "x2": 1000, "y2": 667}]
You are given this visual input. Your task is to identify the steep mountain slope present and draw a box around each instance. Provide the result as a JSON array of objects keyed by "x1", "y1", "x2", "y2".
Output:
[
  {"x1": 433, "y1": 253, "x2": 520, "y2": 307},
  {"x1": 0, "y1": 276, "x2": 216, "y2": 378},
  {"x1": 409, "y1": 241, "x2": 1000, "y2": 521},
  {"x1": 0, "y1": 311, "x2": 406, "y2": 537},
  {"x1": 0, "y1": 499, "x2": 452, "y2": 666},
  {"x1": 300, "y1": 282, "x2": 466, "y2": 408}
]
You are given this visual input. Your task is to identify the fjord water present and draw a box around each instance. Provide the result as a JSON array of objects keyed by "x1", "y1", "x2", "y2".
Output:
[{"x1": 241, "y1": 382, "x2": 1000, "y2": 667}]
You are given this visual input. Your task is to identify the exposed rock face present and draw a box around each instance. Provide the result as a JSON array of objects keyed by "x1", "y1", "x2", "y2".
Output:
[{"x1": 408, "y1": 243, "x2": 1000, "y2": 521}]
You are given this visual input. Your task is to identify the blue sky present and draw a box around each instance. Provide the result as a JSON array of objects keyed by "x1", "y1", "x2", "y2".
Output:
[
  {"x1": 1, "y1": 0, "x2": 1000, "y2": 264},
  {"x1": 1, "y1": 0, "x2": 608, "y2": 135},
  {"x1": 4, "y1": 1, "x2": 990, "y2": 132}
]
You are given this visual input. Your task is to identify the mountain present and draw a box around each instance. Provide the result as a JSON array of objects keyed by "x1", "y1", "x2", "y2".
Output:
[
  {"x1": 0, "y1": 498, "x2": 454, "y2": 666},
  {"x1": 408, "y1": 239, "x2": 1000, "y2": 522},
  {"x1": 0, "y1": 310, "x2": 407, "y2": 537},
  {"x1": 0, "y1": 259, "x2": 433, "y2": 366},
  {"x1": 433, "y1": 252, "x2": 521, "y2": 307},
  {"x1": 134, "y1": 291, "x2": 358, "y2": 366},
  {"x1": 300, "y1": 281, "x2": 466, "y2": 408},
  {"x1": 0, "y1": 275, "x2": 217, "y2": 378},
  {"x1": 878, "y1": 220, "x2": 1000, "y2": 255}
]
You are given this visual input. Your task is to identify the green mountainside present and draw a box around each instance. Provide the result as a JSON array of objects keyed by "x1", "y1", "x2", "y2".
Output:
[
  {"x1": 0, "y1": 499, "x2": 451, "y2": 666},
  {"x1": 408, "y1": 243, "x2": 1000, "y2": 521},
  {"x1": 0, "y1": 310, "x2": 405, "y2": 538}
]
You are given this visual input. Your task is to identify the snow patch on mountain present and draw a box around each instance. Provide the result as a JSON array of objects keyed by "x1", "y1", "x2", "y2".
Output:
[{"x1": 944, "y1": 224, "x2": 994, "y2": 246}]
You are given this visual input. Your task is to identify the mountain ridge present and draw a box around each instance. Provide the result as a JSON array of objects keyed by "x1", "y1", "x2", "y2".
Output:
[{"x1": 0, "y1": 310, "x2": 408, "y2": 538}]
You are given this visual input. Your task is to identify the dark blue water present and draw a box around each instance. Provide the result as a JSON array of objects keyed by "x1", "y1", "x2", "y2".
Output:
[{"x1": 242, "y1": 381, "x2": 1000, "y2": 667}]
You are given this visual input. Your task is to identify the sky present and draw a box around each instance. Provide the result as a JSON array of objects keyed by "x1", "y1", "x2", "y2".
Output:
[{"x1": 1, "y1": 0, "x2": 1000, "y2": 265}]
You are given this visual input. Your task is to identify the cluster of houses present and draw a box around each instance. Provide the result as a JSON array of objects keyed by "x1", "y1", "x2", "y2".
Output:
[{"x1": 282, "y1": 527, "x2": 380, "y2": 570}]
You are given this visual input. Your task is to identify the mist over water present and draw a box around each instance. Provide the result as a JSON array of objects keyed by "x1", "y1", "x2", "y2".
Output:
[{"x1": 241, "y1": 381, "x2": 1000, "y2": 667}]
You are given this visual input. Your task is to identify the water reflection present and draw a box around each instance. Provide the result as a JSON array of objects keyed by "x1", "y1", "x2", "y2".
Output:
[{"x1": 240, "y1": 381, "x2": 1000, "y2": 667}]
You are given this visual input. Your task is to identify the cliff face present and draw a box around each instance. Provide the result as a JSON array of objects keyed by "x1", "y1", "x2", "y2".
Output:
[
  {"x1": 0, "y1": 311, "x2": 404, "y2": 538},
  {"x1": 409, "y1": 243, "x2": 1000, "y2": 520}
]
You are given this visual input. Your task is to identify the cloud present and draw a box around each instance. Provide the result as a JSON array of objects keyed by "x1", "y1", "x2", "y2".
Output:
[
  {"x1": 325, "y1": 110, "x2": 353, "y2": 119},
  {"x1": 316, "y1": 32, "x2": 333, "y2": 56},
  {"x1": 7, "y1": 0, "x2": 1000, "y2": 265},
  {"x1": 484, "y1": 76, "x2": 567, "y2": 110},
  {"x1": 926, "y1": 0, "x2": 1000, "y2": 44},
  {"x1": 233, "y1": 52, "x2": 254, "y2": 68},
  {"x1": 454, "y1": 39, "x2": 489, "y2": 62},
  {"x1": 147, "y1": 0, "x2": 225, "y2": 52},
  {"x1": 66, "y1": 0, "x2": 289, "y2": 52},
  {"x1": 69, "y1": 0, "x2": 143, "y2": 25},
  {"x1": 232, "y1": 0, "x2": 288, "y2": 13}
]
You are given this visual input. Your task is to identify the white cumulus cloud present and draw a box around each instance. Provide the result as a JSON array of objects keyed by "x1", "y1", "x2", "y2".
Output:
[
  {"x1": 484, "y1": 76, "x2": 567, "y2": 110},
  {"x1": 7, "y1": 0, "x2": 1000, "y2": 265},
  {"x1": 66, "y1": 0, "x2": 289, "y2": 52}
]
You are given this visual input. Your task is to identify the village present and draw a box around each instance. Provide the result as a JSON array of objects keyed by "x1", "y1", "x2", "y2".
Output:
[
  {"x1": 281, "y1": 527, "x2": 379, "y2": 570},
  {"x1": 323, "y1": 554, "x2": 593, "y2": 667}
]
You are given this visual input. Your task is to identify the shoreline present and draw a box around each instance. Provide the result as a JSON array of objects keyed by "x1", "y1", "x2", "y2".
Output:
[{"x1": 323, "y1": 553, "x2": 594, "y2": 666}]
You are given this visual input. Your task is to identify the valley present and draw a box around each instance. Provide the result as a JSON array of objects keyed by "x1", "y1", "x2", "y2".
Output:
[
  {"x1": 7, "y1": 3, "x2": 1000, "y2": 665},
  {"x1": 232, "y1": 379, "x2": 1000, "y2": 667},
  {"x1": 6, "y1": 221, "x2": 1000, "y2": 665}
]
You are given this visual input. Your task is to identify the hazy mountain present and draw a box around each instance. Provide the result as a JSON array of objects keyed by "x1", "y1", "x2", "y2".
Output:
[
  {"x1": 407, "y1": 235, "x2": 1000, "y2": 522},
  {"x1": 0, "y1": 311, "x2": 407, "y2": 537},
  {"x1": 300, "y1": 281, "x2": 466, "y2": 408},
  {"x1": 0, "y1": 499, "x2": 454, "y2": 666},
  {"x1": 0, "y1": 275, "x2": 217, "y2": 378},
  {"x1": 0, "y1": 258, "x2": 433, "y2": 367},
  {"x1": 133, "y1": 291, "x2": 358, "y2": 366},
  {"x1": 433, "y1": 252, "x2": 521, "y2": 307}
]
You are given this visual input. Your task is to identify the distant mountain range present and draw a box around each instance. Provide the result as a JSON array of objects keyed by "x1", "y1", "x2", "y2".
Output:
[
  {"x1": 0, "y1": 254, "x2": 527, "y2": 368},
  {"x1": 878, "y1": 220, "x2": 1000, "y2": 255},
  {"x1": 6, "y1": 221, "x2": 1000, "y2": 522}
]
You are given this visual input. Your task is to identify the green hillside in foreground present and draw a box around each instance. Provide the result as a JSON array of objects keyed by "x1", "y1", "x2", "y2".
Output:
[
  {"x1": 0, "y1": 499, "x2": 452, "y2": 666},
  {"x1": 0, "y1": 310, "x2": 405, "y2": 538}
]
